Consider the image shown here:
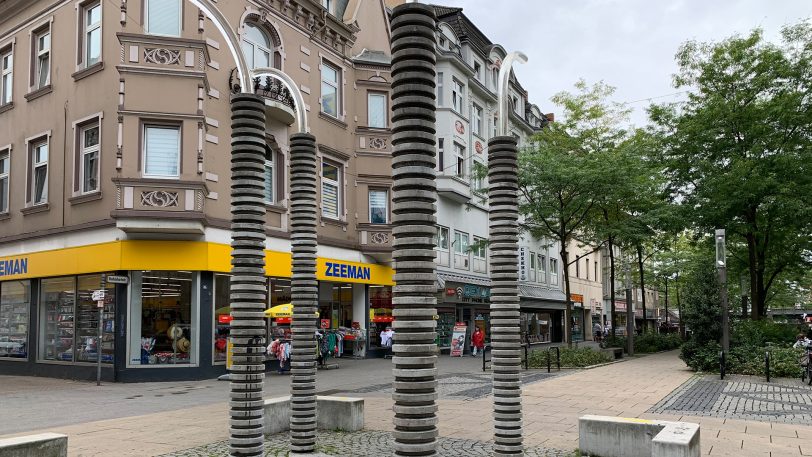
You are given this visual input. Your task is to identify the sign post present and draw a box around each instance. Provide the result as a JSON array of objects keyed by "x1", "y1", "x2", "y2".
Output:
[{"x1": 96, "y1": 275, "x2": 106, "y2": 386}]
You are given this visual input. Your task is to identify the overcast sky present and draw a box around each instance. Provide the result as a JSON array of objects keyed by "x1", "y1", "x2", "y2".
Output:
[{"x1": 436, "y1": 0, "x2": 812, "y2": 126}]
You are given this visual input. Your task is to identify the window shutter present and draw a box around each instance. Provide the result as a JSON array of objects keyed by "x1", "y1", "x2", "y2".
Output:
[{"x1": 145, "y1": 127, "x2": 180, "y2": 177}]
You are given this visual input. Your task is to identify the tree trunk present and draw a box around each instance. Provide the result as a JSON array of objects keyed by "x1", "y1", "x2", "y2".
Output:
[
  {"x1": 608, "y1": 236, "x2": 617, "y2": 338},
  {"x1": 676, "y1": 272, "x2": 685, "y2": 339},
  {"x1": 746, "y1": 233, "x2": 761, "y2": 320},
  {"x1": 561, "y1": 242, "x2": 573, "y2": 348},
  {"x1": 637, "y1": 244, "x2": 646, "y2": 334}
]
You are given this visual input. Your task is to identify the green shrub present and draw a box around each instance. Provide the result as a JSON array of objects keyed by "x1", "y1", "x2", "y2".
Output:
[
  {"x1": 680, "y1": 340, "x2": 722, "y2": 372},
  {"x1": 680, "y1": 340, "x2": 804, "y2": 378},
  {"x1": 634, "y1": 333, "x2": 683, "y2": 353},
  {"x1": 527, "y1": 347, "x2": 612, "y2": 368},
  {"x1": 732, "y1": 319, "x2": 801, "y2": 347}
]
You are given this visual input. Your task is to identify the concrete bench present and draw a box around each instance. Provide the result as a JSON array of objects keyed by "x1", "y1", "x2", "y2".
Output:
[
  {"x1": 264, "y1": 396, "x2": 364, "y2": 435},
  {"x1": 579, "y1": 415, "x2": 699, "y2": 457},
  {"x1": 0, "y1": 433, "x2": 67, "y2": 457},
  {"x1": 603, "y1": 347, "x2": 624, "y2": 360}
]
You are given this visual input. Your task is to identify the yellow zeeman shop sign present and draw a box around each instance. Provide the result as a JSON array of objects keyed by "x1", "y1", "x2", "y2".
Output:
[{"x1": 0, "y1": 240, "x2": 394, "y2": 286}]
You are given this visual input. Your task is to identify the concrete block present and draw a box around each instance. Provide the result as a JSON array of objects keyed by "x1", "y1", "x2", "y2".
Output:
[
  {"x1": 652, "y1": 423, "x2": 700, "y2": 457},
  {"x1": 0, "y1": 433, "x2": 67, "y2": 457},
  {"x1": 263, "y1": 396, "x2": 364, "y2": 435},
  {"x1": 264, "y1": 396, "x2": 291, "y2": 435},
  {"x1": 317, "y1": 396, "x2": 364, "y2": 432},
  {"x1": 579, "y1": 415, "x2": 699, "y2": 457}
]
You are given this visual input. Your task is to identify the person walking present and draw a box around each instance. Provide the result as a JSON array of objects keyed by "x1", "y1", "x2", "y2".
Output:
[
  {"x1": 593, "y1": 322, "x2": 602, "y2": 342},
  {"x1": 471, "y1": 327, "x2": 485, "y2": 356}
]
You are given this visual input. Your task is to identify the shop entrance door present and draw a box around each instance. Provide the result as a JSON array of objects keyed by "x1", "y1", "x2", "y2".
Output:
[{"x1": 457, "y1": 307, "x2": 473, "y2": 355}]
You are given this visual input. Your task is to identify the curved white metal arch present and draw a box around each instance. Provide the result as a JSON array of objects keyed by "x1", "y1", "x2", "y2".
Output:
[
  {"x1": 497, "y1": 51, "x2": 528, "y2": 137},
  {"x1": 250, "y1": 67, "x2": 309, "y2": 134}
]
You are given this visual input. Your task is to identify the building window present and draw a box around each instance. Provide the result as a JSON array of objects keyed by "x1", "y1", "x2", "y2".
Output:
[
  {"x1": 1, "y1": 48, "x2": 11, "y2": 105},
  {"x1": 321, "y1": 60, "x2": 341, "y2": 118},
  {"x1": 473, "y1": 61, "x2": 482, "y2": 80},
  {"x1": 453, "y1": 142, "x2": 465, "y2": 178},
  {"x1": 31, "y1": 140, "x2": 48, "y2": 205},
  {"x1": 321, "y1": 0, "x2": 335, "y2": 15},
  {"x1": 454, "y1": 230, "x2": 470, "y2": 270},
  {"x1": 264, "y1": 157, "x2": 273, "y2": 203},
  {"x1": 438, "y1": 36, "x2": 446, "y2": 48},
  {"x1": 129, "y1": 270, "x2": 196, "y2": 366},
  {"x1": 472, "y1": 236, "x2": 487, "y2": 273},
  {"x1": 0, "y1": 150, "x2": 8, "y2": 213},
  {"x1": 368, "y1": 92, "x2": 387, "y2": 128},
  {"x1": 78, "y1": 122, "x2": 100, "y2": 193},
  {"x1": 143, "y1": 125, "x2": 180, "y2": 178},
  {"x1": 452, "y1": 78, "x2": 464, "y2": 113},
  {"x1": 472, "y1": 103, "x2": 483, "y2": 137},
  {"x1": 550, "y1": 258, "x2": 559, "y2": 285},
  {"x1": 33, "y1": 28, "x2": 50, "y2": 89},
  {"x1": 492, "y1": 67, "x2": 499, "y2": 90},
  {"x1": 529, "y1": 251, "x2": 537, "y2": 282},
  {"x1": 575, "y1": 257, "x2": 580, "y2": 278},
  {"x1": 81, "y1": 2, "x2": 102, "y2": 68},
  {"x1": 471, "y1": 161, "x2": 486, "y2": 193},
  {"x1": 538, "y1": 253, "x2": 546, "y2": 282},
  {"x1": 0, "y1": 280, "x2": 30, "y2": 359},
  {"x1": 586, "y1": 258, "x2": 590, "y2": 280},
  {"x1": 146, "y1": 0, "x2": 182, "y2": 37},
  {"x1": 594, "y1": 260, "x2": 598, "y2": 282},
  {"x1": 434, "y1": 226, "x2": 450, "y2": 267},
  {"x1": 369, "y1": 189, "x2": 388, "y2": 224},
  {"x1": 437, "y1": 72, "x2": 444, "y2": 107},
  {"x1": 437, "y1": 138, "x2": 444, "y2": 172},
  {"x1": 241, "y1": 23, "x2": 272, "y2": 70},
  {"x1": 492, "y1": 116, "x2": 498, "y2": 138},
  {"x1": 321, "y1": 161, "x2": 340, "y2": 219}
]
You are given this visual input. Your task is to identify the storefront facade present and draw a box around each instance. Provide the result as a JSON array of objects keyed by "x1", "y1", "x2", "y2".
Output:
[
  {"x1": 0, "y1": 240, "x2": 393, "y2": 381},
  {"x1": 518, "y1": 283, "x2": 567, "y2": 345},
  {"x1": 435, "y1": 275, "x2": 491, "y2": 353}
]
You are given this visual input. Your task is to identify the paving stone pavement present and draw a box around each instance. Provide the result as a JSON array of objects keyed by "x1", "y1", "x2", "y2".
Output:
[
  {"x1": 157, "y1": 430, "x2": 575, "y2": 457},
  {"x1": 650, "y1": 374, "x2": 812, "y2": 424}
]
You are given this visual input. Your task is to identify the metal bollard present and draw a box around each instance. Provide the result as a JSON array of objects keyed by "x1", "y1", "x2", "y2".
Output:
[
  {"x1": 765, "y1": 351, "x2": 771, "y2": 383},
  {"x1": 524, "y1": 344, "x2": 529, "y2": 370},
  {"x1": 554, "y1": 346, "x2": 561, "y2": 371},
  {"x1": 483, "y1": 345, "x2": 487, "y2": 372},
  {"x1": 546, "y1": 349, "x2": 551, "y2": 373},
  {"x1": 720, "y1": 350, "x2": 726, "y2": 380}
]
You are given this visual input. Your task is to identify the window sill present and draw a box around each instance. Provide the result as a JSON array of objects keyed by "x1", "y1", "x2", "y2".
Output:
[
  {"x1": 318, "y1": 112, "x2": 348, "y2": 129},
  {"x1": 21, "y1": 203, "x2": 50, "y2": 215},
  {"x1": 25, "y1": 85, "x2": 53, "y2": 102},
  {"x1": 264, "y1": 202, "x2": 287, "y2": 214},
  {"x1": 0, "y1": 212, "x2": 10, "y2": 221},
  {"x1": 69, "y1": 191, "x2": 102, "y2": 205},
  {"x1": 72, "y1": 62, "x2": 104, "y2": 82},
  {"x1": 321, "y1": 216, "x2": 348, "y2": 228},
  {"x1": 0, "y1": 102, "x2": 13, "y2": 115}
]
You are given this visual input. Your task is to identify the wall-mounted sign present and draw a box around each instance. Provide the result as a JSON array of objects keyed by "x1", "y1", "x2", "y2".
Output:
[
  {"x1": 455, "y1": 120, "x2": 465, "y2": 134},
  {"x1": 570, "y1": 293, "x2": 584, "y2": 304},
  {"x1": 519, "y1": 247, "x2": 528, "y2": 281},
  {"x1": 446, "y1": 287, "x2": 457, "y2": 296},
  {"x1": 106, "y1": 275, "x2": 129, "y2": 284},
  {"x1": 323, "y1": 261, "x2": 371, "y2": 281},
  {"x1": 0, "y1": 257, "x2": 28, "y2": 277},
  {"x1": 475, "y1": 141, "x2": 483, "y2": 154}
]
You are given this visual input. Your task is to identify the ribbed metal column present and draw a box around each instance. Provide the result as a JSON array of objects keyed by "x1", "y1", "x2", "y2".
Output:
[
  {"x1": 389, "y1": 3, "x2": 439, "y2": 457},
  {"x1": 488, "y1": 135, "x2": 523, "y2": 456},
  {"x1": 229, "y1": 93, "x2": 268, "y2": 457},
  {"x1": 289, "y1": 132, "x2": 319, "y2": 453}
]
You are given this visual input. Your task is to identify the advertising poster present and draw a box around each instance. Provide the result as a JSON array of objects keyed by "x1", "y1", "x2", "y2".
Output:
[{"x1": 450, "y1": 322, "x2": 468, "y2": 357}]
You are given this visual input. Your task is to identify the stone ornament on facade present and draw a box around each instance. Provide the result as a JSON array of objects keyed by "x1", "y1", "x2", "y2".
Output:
[
  {"x1": 389, "y1": 3, "x2": 440, "y2": 457},
  {"x1": 288, "y1": 132, "x2": 319, "y2": 453},
  {"x1": 369, "y1": 231, "x2": 390, "y2": 245},
  {"x1": 144, "y1": 48, "x2": 182, "y2": 65},
  {"x1": 140, "y1": 190, "x2": 179, "y2": 207},
  {"x1": 228, "y1": 94, "x2": 268, "y2": 457},
  {"x1": 368, "y1": 137, "x2": 387, "y2": 150}
]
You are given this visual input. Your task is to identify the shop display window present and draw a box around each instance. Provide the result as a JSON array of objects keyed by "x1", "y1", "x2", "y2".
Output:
[
  {"x1": 213, "y1": 274, "x2": 230, "y2": 363},
  {"x1": 39, "y1": 274, "x2": 116, "y2": 364},
  {"x1": 129, "y1": 271, "x2": 197, "y2": 366},
  {"x1": 435, "y1": 312, "x2": 456, "y2": 349},
  {"x1": 268, "y1": 278, "x2": 291, "y2": 340},
  {"x1": 318, "y1": 283, "x2": 353, "y2": 330},
  {"x1": 369, "y1": 285, "x2": 392, "y2": 348},
  {"x1": 0, "y1": 280, "x2": 31, "y2": 359}
]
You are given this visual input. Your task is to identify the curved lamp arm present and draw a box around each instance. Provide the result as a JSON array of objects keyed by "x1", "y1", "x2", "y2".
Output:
[
  {"x1": 250, "y1": 67, "x2": 310, "y2": 134},
  {"x1": 186, "y1": 0, "x2": 252, "y2": 94},
  {"x1": 497, "y1": 51, "x2": 528, "y2": 137}
]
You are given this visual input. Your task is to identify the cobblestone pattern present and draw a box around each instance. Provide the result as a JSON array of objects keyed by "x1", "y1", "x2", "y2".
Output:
[
  {"x1": 650, "y1": 374, "x2": 812, "y2": 424},
  {"x1": 158, "y1": 430, "x2": 574, "y2": 457},
  {"x1": 228, "y1": 94, "x2": 269, "y2": 456},
  {"x1": 347, "y1": 371, "x2": 563, "y2": 400},
  {"x1": 388, "y1": 3, "x2": 440, "y2": 456}
]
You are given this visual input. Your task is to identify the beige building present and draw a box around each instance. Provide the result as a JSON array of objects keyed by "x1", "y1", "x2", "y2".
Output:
[
  {"x1": 566, "y1": 239, "x2": 603, "y2": 341},
  {"x1": 0, "y1": 0, "x2": 399, "y2": 380}
]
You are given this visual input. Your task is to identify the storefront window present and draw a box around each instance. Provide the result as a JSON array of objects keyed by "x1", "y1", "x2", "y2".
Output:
[
  {"x1": 0, "y1": 280, "x2": 30, "y2": 359},
  {"x1": 369, "y1": 285, "x2": 392, "y2": 348},
  {"x1": 213, "y1": 274, "x2": 230, "y2": 363},
  {"x1": 129, "y1": 271, "x2": 197, "y2": 366},
  {"x1": 269, "y1": 278, "x2": 291, "y2": 340},
  {"x1": 40, "y1": 277, "x2": 76, "y2": 362},
  {"x1": 572, "y1": 307, "x2": 584, "y2": 342},
  {"x1": 76, "y1": 274, "x2": 115, "y2": 363}
]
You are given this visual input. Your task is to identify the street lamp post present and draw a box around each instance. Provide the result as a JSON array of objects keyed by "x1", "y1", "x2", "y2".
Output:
[
  {"x1": 489, "y1": 50, "x2": 528, "y2": 456},
  {"x1": 716, "y1": 229, "x2": 729, "y2": 353},
  {"x1": 664, "y1": 275, "x2": 668, "y2": 333},
  {"x1": 388, "y1": 3, "x2": 440, "y2": 456}
]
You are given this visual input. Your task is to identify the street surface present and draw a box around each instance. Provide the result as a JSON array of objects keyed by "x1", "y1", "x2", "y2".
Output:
[{"x1": 3, "y1": 351, "x2": 812, "y2": 456}]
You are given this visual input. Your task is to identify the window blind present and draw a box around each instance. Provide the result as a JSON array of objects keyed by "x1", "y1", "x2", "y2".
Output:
[
  {"x1": 322, "y1": 182, "x2": 338, "y2": 218},
  {"x1": 144, "y1": 126, "x2": 180, "y2": 177},
  {"x1": 148, "y1": 0, "x2": 181, "y2": 36}
]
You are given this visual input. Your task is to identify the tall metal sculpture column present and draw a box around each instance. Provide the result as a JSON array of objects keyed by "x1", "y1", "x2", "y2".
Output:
[
  {"x1": 288, "y1": 130, "x2": 319, "y2": 453},
  {"x1": 489, "y1": 51, "x2": 528, "y2": 456},
  {"x1": 389, "y1": 2, "x2": 439, "y2": 456},
  {"x1": 229, "y1": 93, "x2": 268, "y2": 457}
]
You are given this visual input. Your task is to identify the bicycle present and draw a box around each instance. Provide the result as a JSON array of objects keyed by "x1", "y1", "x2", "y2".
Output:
[{"x1": 800, "y1": 344, "x2": 812, "y2": 386}]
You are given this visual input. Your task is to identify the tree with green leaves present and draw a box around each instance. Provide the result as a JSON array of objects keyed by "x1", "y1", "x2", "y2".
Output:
[
  {"x1": 519, "y1": 80, "x2": 629, "y2": 345},
  {"x1": 650, "y1": 22, "x2": 812, "y2": 318}
]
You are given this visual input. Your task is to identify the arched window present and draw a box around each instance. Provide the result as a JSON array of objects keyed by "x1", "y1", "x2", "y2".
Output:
[{"x1": 241, "y1": 23, "x2": 273, "y2": 70}]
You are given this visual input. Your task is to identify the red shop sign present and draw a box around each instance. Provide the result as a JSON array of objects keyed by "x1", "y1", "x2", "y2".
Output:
[{"x1": 446, "y1": 288, "x2": 457, "y2": 296}]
